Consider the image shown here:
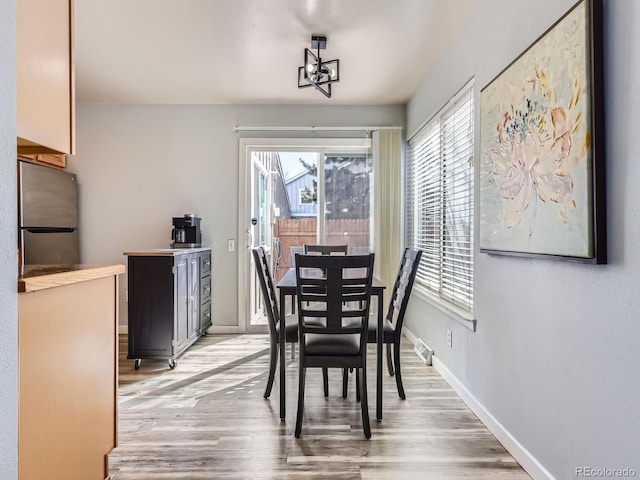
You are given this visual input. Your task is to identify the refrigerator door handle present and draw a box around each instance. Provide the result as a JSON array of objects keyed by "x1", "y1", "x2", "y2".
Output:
[{"x1": 23, "y1": 227, "x2": 76, "y2": 233}]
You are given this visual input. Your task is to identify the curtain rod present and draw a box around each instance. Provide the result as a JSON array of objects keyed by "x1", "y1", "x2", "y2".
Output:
[{"x1": 233, "y1": 126, "x2": 403, "y2": 132}]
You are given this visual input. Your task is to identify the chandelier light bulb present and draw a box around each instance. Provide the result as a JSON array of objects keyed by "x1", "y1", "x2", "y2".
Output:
[{"x1": 306, "y1": 63, "x2": 315, "y2": 73}]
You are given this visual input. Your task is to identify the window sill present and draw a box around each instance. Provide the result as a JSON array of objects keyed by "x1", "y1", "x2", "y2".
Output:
[{"x1": 412, "y1": 286, "x2": 477, "y2": 332}]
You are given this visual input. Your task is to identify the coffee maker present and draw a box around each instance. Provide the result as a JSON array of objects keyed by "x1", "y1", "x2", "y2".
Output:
[{"x1": 171, "y1": 214, "x2": 202, "y2": 248}]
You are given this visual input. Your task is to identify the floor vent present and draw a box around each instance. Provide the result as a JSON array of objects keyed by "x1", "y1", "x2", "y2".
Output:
[{"x1": 413, "y1": 338, "x2": 433, "y2": 365}]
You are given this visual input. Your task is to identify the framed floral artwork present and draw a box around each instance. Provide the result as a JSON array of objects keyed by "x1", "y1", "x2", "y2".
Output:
[{"x1": 479, "y1": 0, "x2": 606, "y2": 263}]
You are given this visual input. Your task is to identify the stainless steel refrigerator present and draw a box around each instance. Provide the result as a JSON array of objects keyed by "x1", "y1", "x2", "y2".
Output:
[{"x1": 18, "y1": 161, "x2": 79, "y2": 265}]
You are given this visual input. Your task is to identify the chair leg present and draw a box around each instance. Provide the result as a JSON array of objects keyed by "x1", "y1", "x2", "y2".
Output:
[
  {"x1": 322, "y1": 368, "x2": 329, "y2": 397},
  {"x1": 359, "y1": 366, "x2": 371, "y2": 439},
  {"x1": 295, "y1": 364, "x2": 306, "y2": 438},
  {"x1": 342, "y1": 368, "x2": 349, "y2": 398},
  {"x1": 393, "y1": 341, "x2": 406, "y2": 400},
  {"x1": 386, "y1": 343, "x2": 394, "y2": 376},
  {"x1": 263, "y1": 339, "x2": 278, "y2": 399},
  {"x1": 355, "y1": 369, "x2": 361, "y2": 402}
]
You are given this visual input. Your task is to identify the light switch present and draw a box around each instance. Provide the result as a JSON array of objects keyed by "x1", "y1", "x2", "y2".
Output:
[{"x1": 228, "y1": 239, "x2": 235, "y2": 252}]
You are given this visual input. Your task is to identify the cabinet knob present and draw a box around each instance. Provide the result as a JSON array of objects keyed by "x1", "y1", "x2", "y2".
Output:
[{"x1": 205, "y1": 261, "x2": 211, "y2": 266}]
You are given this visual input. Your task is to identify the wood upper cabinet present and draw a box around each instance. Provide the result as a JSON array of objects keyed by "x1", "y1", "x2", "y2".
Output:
[
  {"x1": 18, "y1": 153, "x2": 67, "y2": 169},
  {"x1": 17, "y1": 0, "x2": 75, "y2": 155}
]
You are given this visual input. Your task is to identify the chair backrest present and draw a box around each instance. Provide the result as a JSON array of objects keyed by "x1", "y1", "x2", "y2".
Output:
[
  {"x1": 289, "y1": 245, "x2": 304, "y2": 269},
  {"x1": 386, "y1": 248, "x2": 422, "y2": 334},
  {"x1": 303, "y1": 244, "x2": 348, "y2": 256},
  {"x1": 252, "y1": 246, "x2": 279, "y2": 335},
  {"x1": 295, "y1": 253, "x2": 375, "y2": 353}
]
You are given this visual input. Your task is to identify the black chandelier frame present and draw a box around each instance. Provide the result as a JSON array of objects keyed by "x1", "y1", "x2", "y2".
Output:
[{"x1": 297, "y1": 35, "x2": 340, "y2": 98}]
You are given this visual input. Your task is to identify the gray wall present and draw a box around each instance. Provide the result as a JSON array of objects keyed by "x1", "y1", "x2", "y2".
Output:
[
  {"x1": 0, "y1": 0, "x2": 18, "y2": 477},
  {"x1": 69, "y1": 104, "x2": 404, "y2": 328},
  {"x1": 405, "y1": 0, "x2": 640, "y2": 478}
]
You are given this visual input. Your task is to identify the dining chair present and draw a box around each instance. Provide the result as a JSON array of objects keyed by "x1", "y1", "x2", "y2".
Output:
[
  {"x1": 303, "y1": 244, "x2": 348, "y2": 255},
  {"x1": 302, "y1": 243, "x2": 349, "y2": 395},
  {"x1": 289, "y1": 246, "x2": 304, "y2": 269},
  {"x1": 345, "y1": 248, "x2": 422, "y2": 400},
  {"x1": 252, "y1": 246, "x2": 328, "y2": 399},
  {"x1": 294, "y1": 252, "x2": 375, "y2": 438}
]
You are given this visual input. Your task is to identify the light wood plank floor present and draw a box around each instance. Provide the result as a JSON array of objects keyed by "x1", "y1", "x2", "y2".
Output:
[{"x1": 111, "y1": 334, "x2": 531, "y2": 479}]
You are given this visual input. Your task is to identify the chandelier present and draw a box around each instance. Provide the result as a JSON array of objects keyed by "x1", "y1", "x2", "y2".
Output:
[{"x1": 297, "y1": 35, "x2": 340, "y2": 98}]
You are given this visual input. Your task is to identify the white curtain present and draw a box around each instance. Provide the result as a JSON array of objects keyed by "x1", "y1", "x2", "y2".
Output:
[{"x1": 373, "y1": 129, "x2": 403, "y2": 293}]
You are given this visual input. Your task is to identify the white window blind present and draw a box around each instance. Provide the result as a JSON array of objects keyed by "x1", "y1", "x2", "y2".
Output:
[{"x1": 405, "y1": 82, "x2": 474, "y2": 312}]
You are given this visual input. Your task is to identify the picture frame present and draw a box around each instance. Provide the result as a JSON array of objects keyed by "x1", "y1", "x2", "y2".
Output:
[{"x1": 479, "y1": 0, "x2": 606, "y2": 263}]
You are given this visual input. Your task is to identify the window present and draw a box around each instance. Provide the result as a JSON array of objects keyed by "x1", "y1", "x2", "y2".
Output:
[
  {"x1": 299, "y1": 187, "x2": 314, "y2": 205},
  {"x1": 405, "y1": 81, "x2": 474, "y2": 313}
]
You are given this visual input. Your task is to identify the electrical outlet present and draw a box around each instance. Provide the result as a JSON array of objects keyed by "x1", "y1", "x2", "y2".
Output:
[
  {"x1": 446, "y1": 329, "x2": 452, "y2": 348},
  {"x1": 228, "y1": 239, "x2": 235, "y2": 252}
]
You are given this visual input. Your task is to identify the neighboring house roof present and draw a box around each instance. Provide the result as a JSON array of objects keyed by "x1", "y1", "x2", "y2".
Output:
[{"x1": 285, "y1": 169, "x2": 310, "y2": 184}]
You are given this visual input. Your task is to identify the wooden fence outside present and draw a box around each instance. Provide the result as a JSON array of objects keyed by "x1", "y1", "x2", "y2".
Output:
[{"x1": 274, "y1": 218, "x2": 370, "y2": 280}]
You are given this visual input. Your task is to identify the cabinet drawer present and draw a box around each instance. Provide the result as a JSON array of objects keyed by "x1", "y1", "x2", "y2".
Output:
[
  {"x1": 201, "y1": 275, "x2": 211, "y2": 302},
  {"x1": 201, "y1": 252, "x2": 212, "y2": 276},
  {"x1": 201, "y1": 300, "x2": 212, "y2": 331}
]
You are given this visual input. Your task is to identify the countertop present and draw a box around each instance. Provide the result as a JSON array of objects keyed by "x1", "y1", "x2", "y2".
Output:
[
  {"x1": 19, "y1": 264, "x2": 126, "y2": 293},
  {"x1": 123, "y1": 247, "x2": 211, "y2": 256}
]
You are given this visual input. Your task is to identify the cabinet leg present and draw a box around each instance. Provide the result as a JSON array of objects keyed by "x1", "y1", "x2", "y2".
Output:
[{"x1": 134, "y1": 359, "x2": 141, "y2": 370}]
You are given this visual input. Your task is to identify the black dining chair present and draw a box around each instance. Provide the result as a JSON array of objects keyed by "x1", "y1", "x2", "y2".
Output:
[
  {"x1": 294, "y1": 252, "x2": 375, "y2": 438},
  {"x1": 303, "y1": 244, "x2": 348, "y2": 255},
  {"x1": 252, "y1": 246, "x2": 328, "y2": 399},
  {"x1": 302, "y1": 243, "x2": 349, "y2": 395},
  {"x1": 344, "y1": 248, "x2": 422, "y2": 400}
]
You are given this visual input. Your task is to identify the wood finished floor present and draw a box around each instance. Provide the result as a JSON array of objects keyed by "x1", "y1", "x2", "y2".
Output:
[{"x1": 111, "y1": 334, "x2": 531, "y2": 479}]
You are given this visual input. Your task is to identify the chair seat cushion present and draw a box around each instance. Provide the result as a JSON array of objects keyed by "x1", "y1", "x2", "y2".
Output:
[
  {"x1": 343, "y1": 316, "x2": 395, "y2": 343},
  {"x1": 367, "y1": 316, "x2": 395, "y2": 343},
  {"x1": 305, "y1": 333, "x2": 361, "y2": 356},
  {"x1": 275, "y1": 315, "x2": 326, "y2": 343},
  {"x1": 274, "y1": 314, "x2": 301, "y2": 343}
]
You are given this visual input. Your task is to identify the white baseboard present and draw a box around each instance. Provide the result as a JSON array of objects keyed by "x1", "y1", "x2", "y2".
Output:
[
  {"x1": 402, "y1": 327, "x2": 420, "y2": 346},
  {"x1": 403, "y1": 328, "x2": 555, "y2": 480},
  {"x1": 206, "y1": 326, "x2": 243, "y2": 334},
  {"x1": 118, "y1": 325, "x2": 244, "y2": 335}
]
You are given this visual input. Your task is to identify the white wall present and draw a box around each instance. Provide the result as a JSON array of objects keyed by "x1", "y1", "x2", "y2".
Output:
[
  {"x1": 69, "y1": 104, "x2": 404, "y2": 329},
  {"x1": 0, "y1": 0, "x2": 18, "y2": 477},
  {"x1": 405, "y1": 0, "x2": 640, "y2": 478}
]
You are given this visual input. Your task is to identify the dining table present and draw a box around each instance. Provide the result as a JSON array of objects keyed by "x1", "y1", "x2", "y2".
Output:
[{"x1": 276, "y1": 267, "x2": 386, "y2": 422}]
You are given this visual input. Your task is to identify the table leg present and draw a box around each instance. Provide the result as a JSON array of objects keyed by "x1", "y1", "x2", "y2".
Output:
[
  {"x1": 279, "y1": 289, "x2": 286, "y2": 421},
  {"x1": 376, "y1": 291, "x2": 383, "y2": 421}
]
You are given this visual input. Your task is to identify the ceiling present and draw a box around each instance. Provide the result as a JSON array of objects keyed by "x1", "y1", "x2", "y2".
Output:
[{"x1": 75, "y1": 0, "x2": 476, "y2": 105}]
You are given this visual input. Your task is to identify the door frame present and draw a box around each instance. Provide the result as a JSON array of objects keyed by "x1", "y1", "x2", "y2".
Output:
[{"x1": 237, "y1": 137, "x2": 372, "y2": 332}]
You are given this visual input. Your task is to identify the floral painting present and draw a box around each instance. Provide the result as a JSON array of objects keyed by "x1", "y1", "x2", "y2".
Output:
[{"x1": 479, "y1": 0, "x2": 603, "y2": 260}]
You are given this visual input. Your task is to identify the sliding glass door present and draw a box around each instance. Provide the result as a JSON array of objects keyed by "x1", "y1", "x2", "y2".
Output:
[
  {"x1": 322, "y1": 153, "x2": 372, "y2": 253},
  {"x1": 241, "y1": 139, "x2": 372, "y2": 330}
]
